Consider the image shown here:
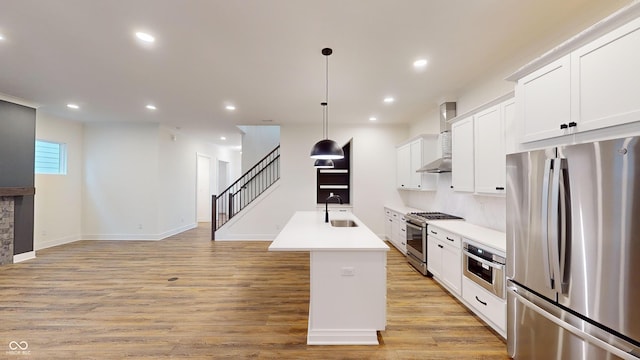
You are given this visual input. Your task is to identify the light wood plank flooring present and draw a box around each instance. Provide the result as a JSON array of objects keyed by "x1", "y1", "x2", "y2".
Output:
[{"x1": 0, "y1": 225, "x2": 508, "y2": 359}]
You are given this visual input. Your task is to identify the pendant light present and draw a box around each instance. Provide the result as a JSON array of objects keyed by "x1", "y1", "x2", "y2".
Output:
[
  {"x1": 314, "y1": 159, "x2": 335, "y2": 168},
  {"x1": 310, "y1": 48, "x2": 344, "y2": 160},
  {"x1": 314, "y1": 102, "x2": 335, "y2": 168}
]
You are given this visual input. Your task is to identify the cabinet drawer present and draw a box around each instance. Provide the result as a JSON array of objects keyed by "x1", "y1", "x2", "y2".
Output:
[
  {"x1": 462, "y1": 277, "x2": 506, "y2": 334},
  {"x1": 427, "y1": 226, "x2": 461, "y2": 248}
]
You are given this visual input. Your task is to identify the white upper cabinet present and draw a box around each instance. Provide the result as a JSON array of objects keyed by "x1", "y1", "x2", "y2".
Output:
[
  {"x1": 517, "y1": 55, "x2": 572, "y2": 143},
  {"x1": 451, "y1": 116, "x2": 474, "y2": 192},
  {"x1": 474, "y1": 104, "x2": 506, "y2": 195},
  {"x1": 396, "y1": 144, "x2": 411, "y2": 189},
  {"x1": 571, "y1": 16, "x2": 640, "y2": 132},
  {"x1": 511, "y1": 11, "x2": 640, "y2": 145},
  {"x1": 396, "y1": 135, "x2": 438, "y2": 191}
]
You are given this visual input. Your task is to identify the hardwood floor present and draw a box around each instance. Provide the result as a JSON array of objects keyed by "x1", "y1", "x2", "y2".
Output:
[{"x1": 0, "y1": 225, "x2": 508, "y2": 359}]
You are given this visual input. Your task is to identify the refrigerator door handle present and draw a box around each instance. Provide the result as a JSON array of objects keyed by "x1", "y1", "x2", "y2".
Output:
[
  {"x1": 541, "y1": 158, "x2": 554, "y2": 289},
  {"x1": 558, "y1": 160, "x2": 571, "y2": 294},
  {"x1": 549, "y1": 158, "x2": 563, "y2": 292},
  {"x1": 510, "y1": 287, "x2": 639, "y2": 360}
]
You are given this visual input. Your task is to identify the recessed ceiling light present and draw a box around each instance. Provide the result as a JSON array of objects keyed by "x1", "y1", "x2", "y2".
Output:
[
  {"x1": 383, "y1": 97, "x2": 395, "y2": 104},
  {"x1": 225, "y1": 105, "x2": 236, "y2": 111},
  {"x1": 220, "y1": 136, "x2": 226, "y2": 141},
  {"x1": 0, "y1": 34, "x2": 5, "y2": 41},
  {"x1": 67, "y1": 104, "x2": 79, "y2": 109},
  {"x1": 135, "y1": 32, "x2": 155, "y2": 43},
  {"x1": 146, "y1": 104, "x2": 157, "y2": 110},
  {"x1": 369, "y1": 117, "x2": 377, "y2": 121},
  {"x1": 413, "y1": 59, "x2": 428, "y2": 68}
]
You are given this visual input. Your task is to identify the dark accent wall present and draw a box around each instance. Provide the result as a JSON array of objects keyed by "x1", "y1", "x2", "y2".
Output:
[
  {"x1": 316, "y1": 142, "x2": 351, "y2": 204},
  {"x1": 0, "y1": 100, "x2": 36, "y2": 255}
]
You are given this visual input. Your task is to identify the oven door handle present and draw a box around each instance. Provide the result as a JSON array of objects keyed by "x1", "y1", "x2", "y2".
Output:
[
  {"x1": 405, "y1": 221, "x2": 423, "y2": 231},
  {"x1": 463, "y1": 250, "x2": 504, "y2": 270}
]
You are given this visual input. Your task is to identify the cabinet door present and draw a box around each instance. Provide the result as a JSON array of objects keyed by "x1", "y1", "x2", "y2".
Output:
[
  {"x1": 441, "y1": 244, "x2": 462, "y2": 296},
  {"x1": 474, "y1": 105, "x2": 505, "y2": 195},
  {"x1": 503, "y1": 98, "x2": 517, "y2": 154},
  {"x1": 396, "y1": 144, "x2": 411, "y2": 189},
  {"x1": 427, "y1": 236, "x2": 441, "y2": 278},
  {"x1": 384, "y1": 214, "x2": 393, "y2": 241},
  {"x1": 517, "y1": 55, "x2": 571, "y2": 143},
  {"x1": 409, "y1": 139, "x2": 423, "y2": 189},
  {"x1": 571, "y1": 17, "x2": 640, "y2": 133},
  {"x1": 451, "y1": 116, "x2": 474, "y2": 192}
]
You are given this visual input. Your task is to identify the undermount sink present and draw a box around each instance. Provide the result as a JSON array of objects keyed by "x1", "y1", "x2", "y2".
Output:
[{"x1": 330, "y1": 219, "x2": 358, "y2": 228}]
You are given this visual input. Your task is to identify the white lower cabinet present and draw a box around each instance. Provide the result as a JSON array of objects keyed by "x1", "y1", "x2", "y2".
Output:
[
  {"x1": 427, "y1": 224, "x2": 506, "y2": 338},
  {"x1": 462, "y1": 277, "x2": 506, "y2": 337},
  {"x1": 384, "y1": 208, "x2": 406, "y2": 254},
  {"x1": 426, "y1": 225, "x2": 461, "y2": 296}
]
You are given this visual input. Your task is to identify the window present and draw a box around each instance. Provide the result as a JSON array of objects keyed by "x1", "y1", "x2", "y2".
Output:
[{"x1": 35, "y1": 140, "x2": 67, "y2": 175}]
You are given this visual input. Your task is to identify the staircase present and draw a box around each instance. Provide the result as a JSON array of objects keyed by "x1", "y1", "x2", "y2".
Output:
[{"x1": 212, "y1": 145, "x2": 280, "y2": 239}]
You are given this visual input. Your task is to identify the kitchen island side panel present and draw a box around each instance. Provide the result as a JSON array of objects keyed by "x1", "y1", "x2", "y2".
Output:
[{"x1": 307, "y1": 250, "x2": 386, "y2": 345}]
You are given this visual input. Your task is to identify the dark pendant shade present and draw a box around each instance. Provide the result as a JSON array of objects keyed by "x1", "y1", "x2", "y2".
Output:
[
  {"x1": 313, "y1": 159, "x2": 335, "y2": 168},
  {"x1": 310, "y1": 139, "x2": 344, "y2": 160}
]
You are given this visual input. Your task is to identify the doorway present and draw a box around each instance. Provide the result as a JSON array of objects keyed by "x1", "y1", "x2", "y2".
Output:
[{"x1": 217, "y1": 160, "x2": 229, "y2": 194}]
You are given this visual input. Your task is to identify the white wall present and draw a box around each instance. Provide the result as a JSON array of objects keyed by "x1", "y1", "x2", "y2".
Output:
[
  {"x1": 34, "y1": 114, "x2": 84, "y2": 249},
  {"x1": 239, "y1": 125, "x2": 280, "y2": 173},
  {"x1": 82, "y1": 122, "x2": 161, "y2": 239},
  {"x1": 35, "y1": 116, "x2": 230, "y2": 246},
  {"x1": 217, "y1": 122, "x2": 409, "y2": 239}
]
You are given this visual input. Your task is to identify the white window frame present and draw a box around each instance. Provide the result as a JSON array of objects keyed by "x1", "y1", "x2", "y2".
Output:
[{"x1": 35, "y1": 139, "x2": 67, "y2": 175}]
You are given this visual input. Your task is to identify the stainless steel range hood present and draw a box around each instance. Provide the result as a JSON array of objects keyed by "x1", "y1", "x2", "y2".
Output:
[{"x1": 417, "y1": 102, "x2": 456, "y2": 173}]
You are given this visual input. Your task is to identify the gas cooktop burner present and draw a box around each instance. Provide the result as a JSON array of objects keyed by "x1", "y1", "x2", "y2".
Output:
[{"x1": 409, "y1": 212, "x2": 463, "y2": 220}]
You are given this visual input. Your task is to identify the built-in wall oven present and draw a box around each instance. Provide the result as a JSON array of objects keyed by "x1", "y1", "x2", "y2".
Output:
[
  {"x1": 405, "y1": 212, "x2": 462, "y2": 276},
  {"x1": 462, "y1": 240, "x2": 506, "y2": 299}
]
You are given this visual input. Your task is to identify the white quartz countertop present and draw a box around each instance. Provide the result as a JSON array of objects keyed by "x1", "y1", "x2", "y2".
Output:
[
  {"x1": 269, "y1": 211, "x2": 389, "y2": 252},
  {"x1": 384, "y1": 204, "x2": 421, "y2": 215},
  {"x1": 427, "y1": 219, "x2": 506, "y2": 254}
]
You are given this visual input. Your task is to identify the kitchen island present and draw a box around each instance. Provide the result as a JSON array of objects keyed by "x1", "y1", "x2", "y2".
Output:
[{"x1": 269, "y1": 211, "x2": 389, "y2": 345}]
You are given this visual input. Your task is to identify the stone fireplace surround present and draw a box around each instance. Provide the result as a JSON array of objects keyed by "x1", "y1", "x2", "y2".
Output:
[{"x1": 0, "y1": 187, "x2": 35, "y2": 266}]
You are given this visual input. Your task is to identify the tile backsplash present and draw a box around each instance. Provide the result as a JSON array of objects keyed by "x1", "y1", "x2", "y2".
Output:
[{"x1": 403, "y1": 173, "x2": 506, "y2": 232}]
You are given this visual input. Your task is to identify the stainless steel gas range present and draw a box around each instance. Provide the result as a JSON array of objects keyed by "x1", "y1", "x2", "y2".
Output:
[{"x1": 405, "y1": 212, "x2": 462, "y2": 275}]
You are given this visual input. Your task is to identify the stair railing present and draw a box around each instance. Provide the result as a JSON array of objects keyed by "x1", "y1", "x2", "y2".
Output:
[{"x1": 212, "y1": 145, "x2": 280, "y2": 239}]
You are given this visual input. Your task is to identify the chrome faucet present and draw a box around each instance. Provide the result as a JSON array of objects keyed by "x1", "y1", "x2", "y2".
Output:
[{"x1": 325, "y1": 193, "x2": 343, "y2": 223}]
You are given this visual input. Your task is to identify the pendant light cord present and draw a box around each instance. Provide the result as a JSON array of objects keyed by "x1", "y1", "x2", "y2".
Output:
[{"x1": 325, "y1": 52, "x2": 329, "y2": 140}]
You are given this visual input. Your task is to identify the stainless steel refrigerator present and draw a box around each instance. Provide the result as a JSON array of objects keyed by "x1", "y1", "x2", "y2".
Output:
[{"x1": 506, "y1": 136, "x2": 640, "y2": 359}]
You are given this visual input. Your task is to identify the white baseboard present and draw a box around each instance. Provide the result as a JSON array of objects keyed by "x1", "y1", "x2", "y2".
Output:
[
  {"x1": 158, "y1": 223, "x2": 198, "y2": 239},
  {"x1": 213, "y1": 233, "x2": 275, "y2": 241},
  {"x1": 14, "y1": 251, "x2": 36, "y2": 263},
  {"x1": 83, "y1": 223, "x2": 197, "y2": 241},
  {"x1": 35, "y1": 234, "x2": 82, "y2": 250}
]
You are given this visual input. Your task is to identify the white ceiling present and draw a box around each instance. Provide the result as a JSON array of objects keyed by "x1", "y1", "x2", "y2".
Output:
[{"x1": 0, "y1": 0, "x2": 631, "y2": 147}]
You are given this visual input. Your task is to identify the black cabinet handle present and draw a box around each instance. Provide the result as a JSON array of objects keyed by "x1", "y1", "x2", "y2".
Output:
[
  {"x1": 430, "y1": 230, "x2": 438, "y2": 235},
  {"x1": 446, "y1": 237, "x2": 454, "y2": 242},
  {"x1": 475, "y1": 296, "x2": 487, "y2": 306},
  {"x1": 568, "y1": 122, "x2": 577, "y2": 127},
  {"x1": 450, "y1": 186, "x2": 454, "y2": 189},
  {"x1": 496, "y1": 186, "x2": 505, "y2": 190},
  {"x1": 438, "y1": 244, "x2": 444, "y2": 249},
  {"x1": 560, "y1": 123, "x2": 568, "y2": 129}
]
